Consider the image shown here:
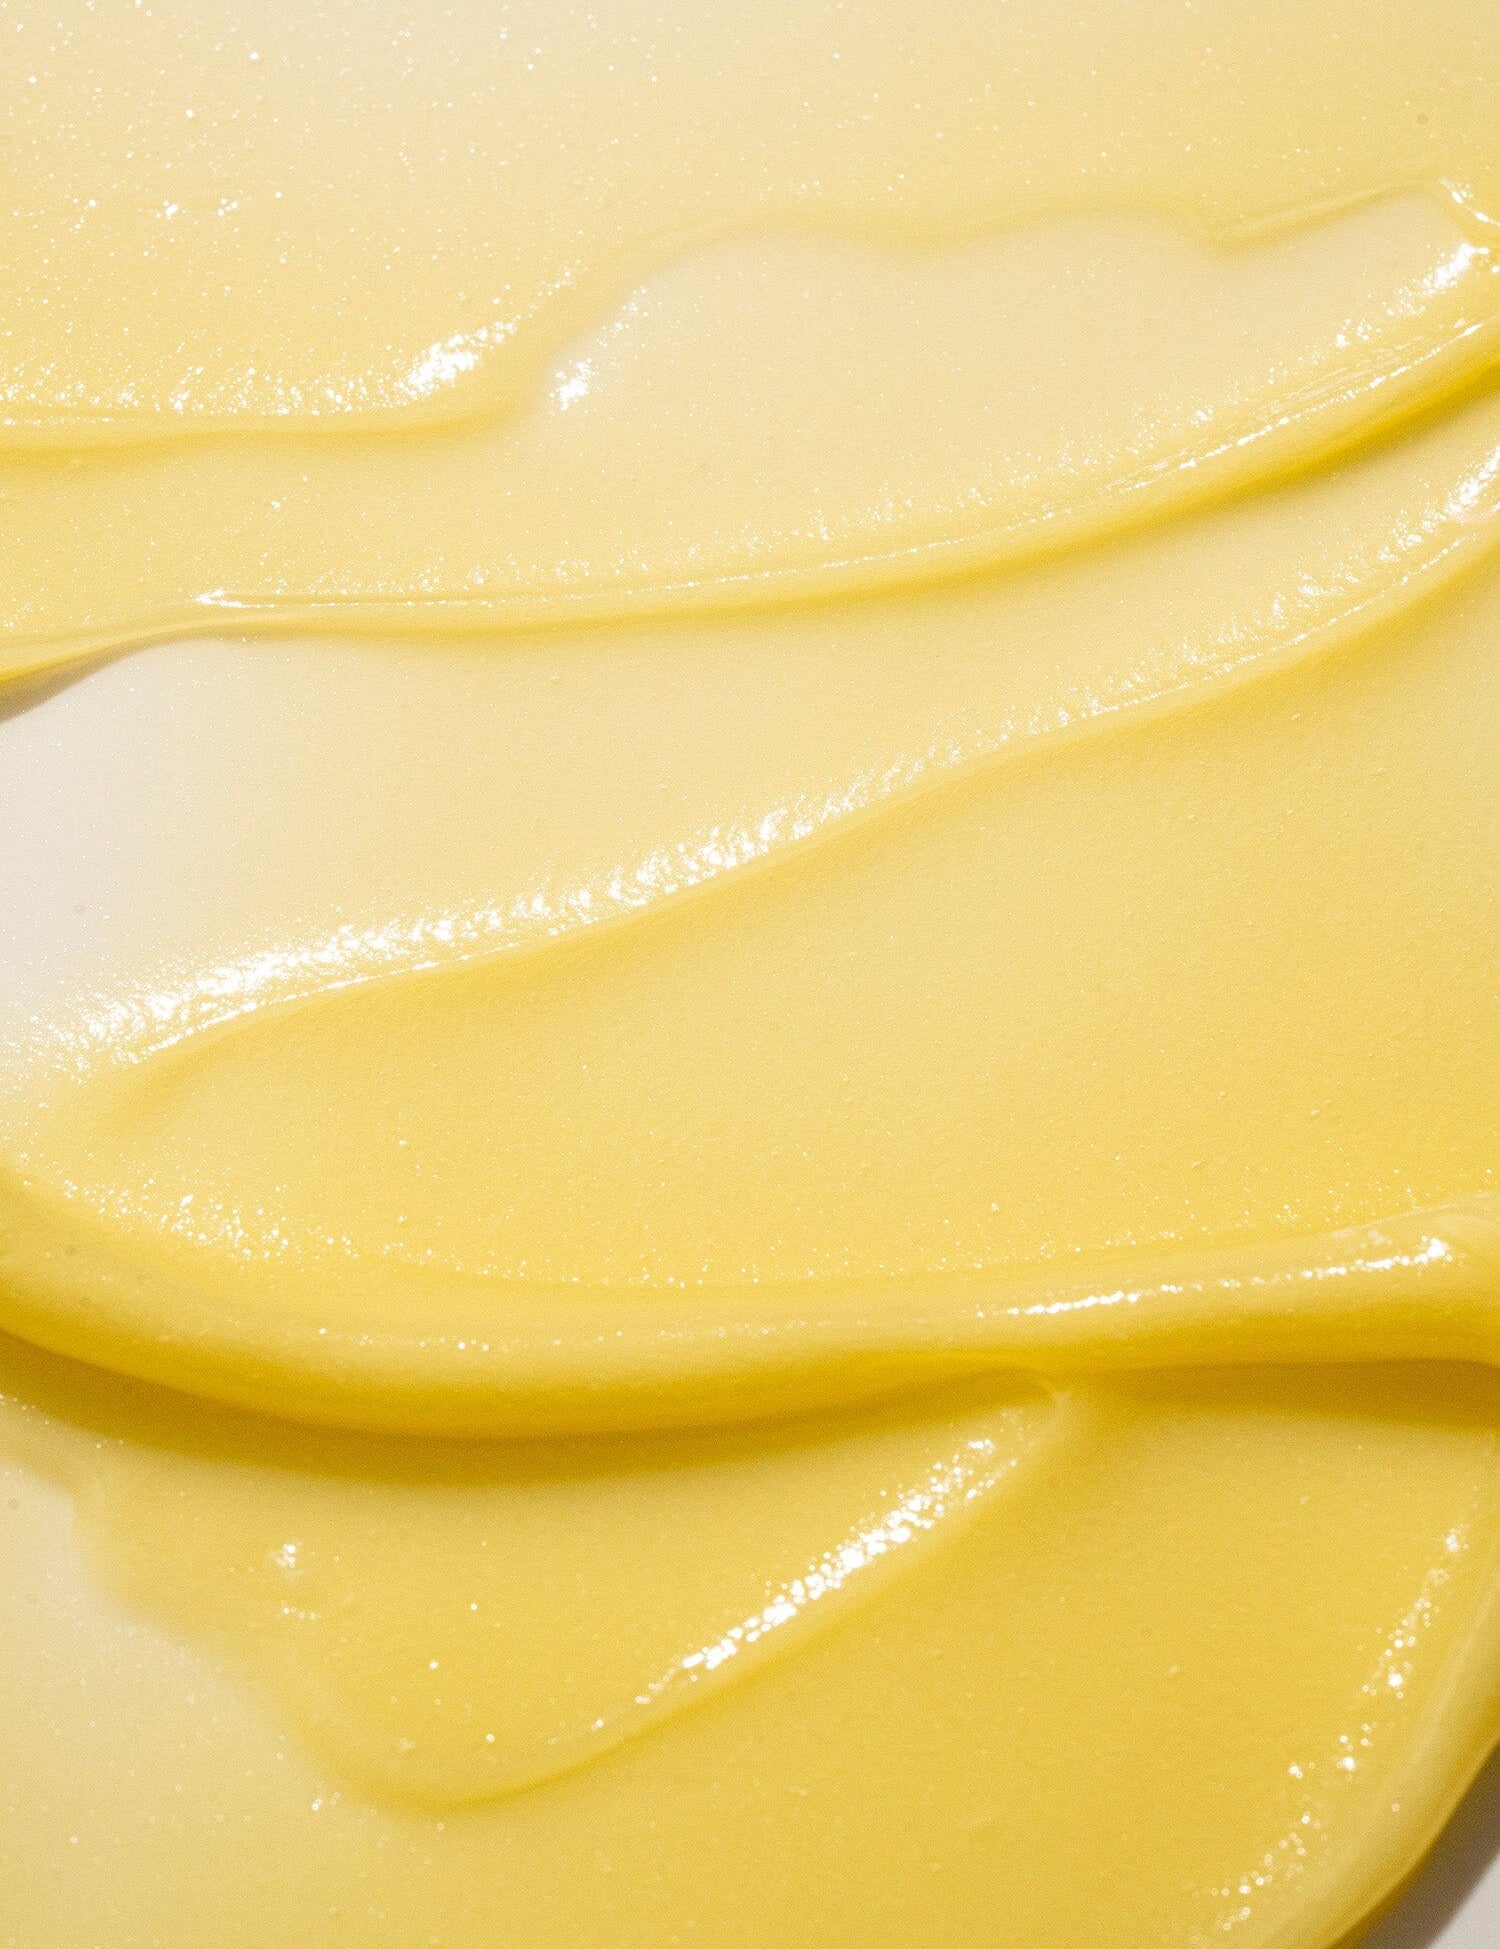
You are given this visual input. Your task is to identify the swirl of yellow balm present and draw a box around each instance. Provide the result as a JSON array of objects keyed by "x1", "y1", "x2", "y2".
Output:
[{"x1": 0, "y1": 3, "x2": 1496, "y2": 1947}]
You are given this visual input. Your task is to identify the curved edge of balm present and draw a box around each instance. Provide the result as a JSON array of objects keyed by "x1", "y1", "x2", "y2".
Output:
[
  {"x1": 0, "y1": 1184, "x2": 1495, "y2": 1437},
  {"x1": 0, "y1": 196, "x2": 1496, "y2": 689},
  {"x1": 1255, "y1": 1546, "x2": 1500, "y2": 1949}
]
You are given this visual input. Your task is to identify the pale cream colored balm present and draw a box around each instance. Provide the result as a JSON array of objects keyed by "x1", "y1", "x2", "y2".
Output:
[{"x1": 0, "y1": 2, "x2": 1497, "y2": 1943}]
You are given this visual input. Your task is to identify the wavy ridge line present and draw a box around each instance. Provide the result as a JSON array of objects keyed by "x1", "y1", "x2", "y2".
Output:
[
  {"x1": 18, "y1": 415, "x2": 1499, "y2": 1086},
  {"x1": 1, "y1": 198, "x2": 1498, "y2": 685},
  {"x1": 0, "y1": 1178, "x2": 1494, "y2": 1436},
  {"x1": 0, "y1": 184, "x2": 1494, "y2": 453}
]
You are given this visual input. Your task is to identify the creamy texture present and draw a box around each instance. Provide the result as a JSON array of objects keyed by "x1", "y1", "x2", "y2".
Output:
[
  {"x1": 0, "y1": 2, "x2": 1497, "y2": 1946},
  {"x1": 2, "y1": 0, "x2": 1497, "y2": 442},
  {"x1": 0, "y1": 194, "x2": 1497, "y2": 671},
  {"x1": 6, "y1": 1357, "x2": 1500, "y2": 1949}
]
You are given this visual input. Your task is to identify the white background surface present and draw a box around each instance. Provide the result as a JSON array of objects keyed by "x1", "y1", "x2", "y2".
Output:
[{"x1": 1362, "y1": 1753, "x2": 1500, "y2": 1947}]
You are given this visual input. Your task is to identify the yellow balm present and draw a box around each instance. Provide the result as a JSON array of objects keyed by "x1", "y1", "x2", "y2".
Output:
[{"x1": 0, "y1": 2, "x2": 1495, "y2": 1945}]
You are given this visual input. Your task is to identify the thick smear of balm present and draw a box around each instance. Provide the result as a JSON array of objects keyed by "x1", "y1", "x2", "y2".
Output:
[
  {"x1": 0, "y1": 195, "x2": 1496, "y2": 672},
  {"x1": 0, "y1": 2, "x2": 1496, "y2": 1947}
]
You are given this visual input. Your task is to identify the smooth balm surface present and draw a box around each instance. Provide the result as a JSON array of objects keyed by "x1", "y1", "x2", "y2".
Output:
[{"x1": 0, "y1": 2, "x2": 1496, "y2": 1945}]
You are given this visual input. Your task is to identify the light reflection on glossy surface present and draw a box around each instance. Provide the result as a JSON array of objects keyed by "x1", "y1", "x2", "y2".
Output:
[
  {"x1": 1, "y1": 0, "x2": 1496, "y2": 442},
  {"x1": 0, "y1": 564, "x2": 1493, "y2": 1428},
  {"x1": 1, "y1": 196, "x2": 1499, "y2": 679},
  {"x1": 3, "y1": 383, "x2": 1498, "y2": 1088},
  {"x1": 3, "y1": 1356, "x2": 1500, "y2": 1947}
]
